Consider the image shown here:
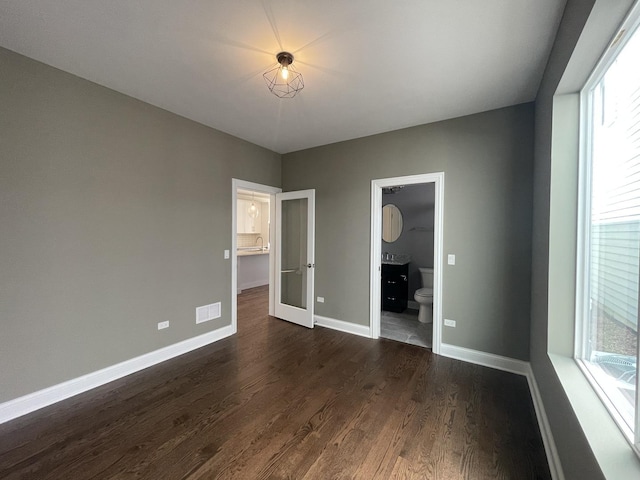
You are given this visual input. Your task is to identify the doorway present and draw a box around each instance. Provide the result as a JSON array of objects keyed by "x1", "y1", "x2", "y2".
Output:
[
  {"x1": 370, "y1": 173, "x2": 444, "y2": 354},
  {"x1": 232, "y1": 180, "x2": 316, "y2": 332},
  {"x1": 232, "y1": 179, "x2": 281, "y2": 332}
]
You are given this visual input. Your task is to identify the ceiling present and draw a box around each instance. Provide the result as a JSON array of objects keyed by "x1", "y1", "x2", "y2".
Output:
[{"x1": 0, "y1": 1, "x2": 566, "y2": 154}]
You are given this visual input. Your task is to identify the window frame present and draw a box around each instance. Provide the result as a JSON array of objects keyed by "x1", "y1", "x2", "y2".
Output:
[{"x1": 575, "y1": 2, "x2": 640, "y2": 455}]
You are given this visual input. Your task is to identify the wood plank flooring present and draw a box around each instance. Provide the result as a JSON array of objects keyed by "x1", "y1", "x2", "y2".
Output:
[{"x1": 0, "y1": 285, "x2": 551, "y2": 479}]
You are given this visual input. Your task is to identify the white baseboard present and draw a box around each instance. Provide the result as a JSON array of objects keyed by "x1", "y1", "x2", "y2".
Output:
[
  {"x1": 0, "y1": 324, "x2": 564, "y2": 480},
  {"x1": 524, "y1": 365, "x2": 565, "y2": 480},
  {"x1": 439, "y1": 343, "x2": 529, "y2": 375},
  {"x1": 314, "y1": 315, "x2": 371, "y2": 338},
  {"x1": 238, "y1": 279, "x2": 268, "y2": 291},
  {"x1": 439, "y1": 343, "x2": 563, "y2": 480},
  {"x1": 0, "y1": 324, "x2": 235, "y2": 425}
]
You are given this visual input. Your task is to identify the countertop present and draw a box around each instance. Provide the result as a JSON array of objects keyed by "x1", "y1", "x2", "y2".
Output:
[
  {"x1": 382, "y1": 259, "x2": 410, "y2": 266},
  {"x1": 237, "y1": 248, "x2": 270, "y2": 257},
  {"x1": 382, "y1": 254, "x2": 411, "y2": 265}
]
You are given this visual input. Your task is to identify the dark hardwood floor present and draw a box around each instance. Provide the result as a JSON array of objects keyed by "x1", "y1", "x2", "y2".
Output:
[{"x1": 0, "y1": 285, "x2": 551, "y2": 479}]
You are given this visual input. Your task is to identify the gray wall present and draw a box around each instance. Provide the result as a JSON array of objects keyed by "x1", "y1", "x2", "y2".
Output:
[
  {"x1": 383, "y1": 183, "x2": 435, "y2": 296},
  {"x1": 0, "y1": 47, "x2": 281, "y2": 402},
  {"x1": 283, "y1": 103, "x2": 534, "y2": 360},
  {"x1": 529, "y1": 0, "x2": 605, "y2": 478}
]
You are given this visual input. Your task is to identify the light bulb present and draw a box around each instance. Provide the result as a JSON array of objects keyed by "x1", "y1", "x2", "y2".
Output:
[
  {"x1": 281, "y1": 65, "x2": 289, "y2": 80},
  {"x1": 248, "y1": 202, "x2": 259, "y2": 219}
]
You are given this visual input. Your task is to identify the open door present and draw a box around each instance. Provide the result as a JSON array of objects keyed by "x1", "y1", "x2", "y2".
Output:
[{"x1": 275, "y1": 189, "x2": 315, "y2": 328}]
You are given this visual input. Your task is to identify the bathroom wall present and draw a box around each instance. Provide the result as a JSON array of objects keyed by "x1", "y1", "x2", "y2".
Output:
[
  {"x1": 382, "y1": 183, "x2": 435, "y2": 296},
  {"x1": 283, "y1": 102, "x2": 534, "y2": 361},
  {"x1": 0, "y1": 47, "x2": 281, "y2": 403}
]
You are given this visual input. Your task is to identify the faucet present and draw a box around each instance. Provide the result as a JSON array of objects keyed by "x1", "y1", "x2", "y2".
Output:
[{"x1": 256, "y1": 236, "x2": 264, "y2": 250}]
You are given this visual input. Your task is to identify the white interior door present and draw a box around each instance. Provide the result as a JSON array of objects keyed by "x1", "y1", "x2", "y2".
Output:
[{"x1": 275, "y1": 189, "x2": 315, "y2": 328}]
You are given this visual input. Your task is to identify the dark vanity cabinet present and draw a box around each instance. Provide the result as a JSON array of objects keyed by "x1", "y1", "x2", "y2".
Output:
[{"x1": 381, "y1": 263, "x2": 408, "y2": 312}]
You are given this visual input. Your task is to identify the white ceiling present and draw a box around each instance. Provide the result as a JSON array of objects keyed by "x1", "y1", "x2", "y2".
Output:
[{"x1": 0, "y1": 1, "x2": 566, "y2": 154}]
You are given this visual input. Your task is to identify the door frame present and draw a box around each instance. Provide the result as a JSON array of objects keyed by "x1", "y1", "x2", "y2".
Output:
[
  {"x1": 370, "y1": 172, "x2": 445, "y2": 354},
  {"x1": 231, "y1": 179, "x2": 282, "y2": 333}
]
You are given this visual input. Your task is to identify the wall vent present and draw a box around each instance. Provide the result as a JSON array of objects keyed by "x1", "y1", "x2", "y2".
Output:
[{"x1": 196, "y1": 302, "x2": 221, "y2": 324}]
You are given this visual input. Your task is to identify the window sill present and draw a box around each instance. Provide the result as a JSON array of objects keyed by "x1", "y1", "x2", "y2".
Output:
[{"x1": 548, "y1": 353, "x2": 640, "y2": 478}]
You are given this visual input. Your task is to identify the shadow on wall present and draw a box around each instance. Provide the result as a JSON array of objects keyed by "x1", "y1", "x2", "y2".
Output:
[{"x1": 383, "y1": 183, "x2": 436, "y2": 296}]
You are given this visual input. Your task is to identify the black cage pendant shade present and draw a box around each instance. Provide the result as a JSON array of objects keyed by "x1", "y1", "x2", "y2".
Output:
[{"x1": 263, "y1": 52, "x2": 304, "y2": 98}]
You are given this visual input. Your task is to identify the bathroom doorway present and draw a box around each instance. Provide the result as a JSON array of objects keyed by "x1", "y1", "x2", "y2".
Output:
[{"x1": 370, "y1": 173, "x2": 444, "y2": 353}]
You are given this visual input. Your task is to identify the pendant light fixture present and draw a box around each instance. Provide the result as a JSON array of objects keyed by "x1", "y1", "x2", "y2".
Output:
[
  {"x1": 263, "y1": 51, "x2": 304, "y2": 98},
  {"x1": 248, "y1": 193, "x2": 259, "y2": 219}
]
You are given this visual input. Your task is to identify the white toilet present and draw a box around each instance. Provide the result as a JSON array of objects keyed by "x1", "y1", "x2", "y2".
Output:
[{"x1": 414, "y1": 267, "x2": 433, "y2": 323}]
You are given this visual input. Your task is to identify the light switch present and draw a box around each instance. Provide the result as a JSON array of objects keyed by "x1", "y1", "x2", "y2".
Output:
[
  {"x1": 448, "y1": 254, "x2": 456, "y2": 265},
  {"x1": 224, "y1": 249, "x2": 230, "y2": 259}
]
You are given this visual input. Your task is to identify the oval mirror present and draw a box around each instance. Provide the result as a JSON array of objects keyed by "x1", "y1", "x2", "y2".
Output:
[{"x1": 382, "y1": 204, "x2": 403, "y2": 243}]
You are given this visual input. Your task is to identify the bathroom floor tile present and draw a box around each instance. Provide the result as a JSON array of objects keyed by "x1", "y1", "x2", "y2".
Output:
[{"x1": 381, "y1": 309, "x2": 432, "y2": 349}]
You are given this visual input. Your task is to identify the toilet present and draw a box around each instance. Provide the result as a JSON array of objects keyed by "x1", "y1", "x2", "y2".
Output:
[{"x1": 414, "y1": 267, "x2": 433, "y2": 323}]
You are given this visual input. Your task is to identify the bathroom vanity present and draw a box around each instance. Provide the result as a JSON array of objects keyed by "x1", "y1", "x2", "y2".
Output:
[{"x1": 381, "y1": 261, "x2": 409, "y2": 313}]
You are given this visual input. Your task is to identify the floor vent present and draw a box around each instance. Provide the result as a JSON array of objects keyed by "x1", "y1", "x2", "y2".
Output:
[{"x1": 196, "y1": 302, "x2": 221, "y2": 324}]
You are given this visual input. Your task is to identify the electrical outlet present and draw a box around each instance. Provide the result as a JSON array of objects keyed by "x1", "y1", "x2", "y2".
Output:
[
  {"x1": 158, "y1": 321, "x2": 170, "y2": 330},
  {"x1": 444, "y1": 319, "x2": 456, "y2": 328},
  {"x1": 224, "y1": 249, "x2": 230, "y2": 259},
  {"x1": 317, "y1": 296, "x2": 325, "y2": 303}
]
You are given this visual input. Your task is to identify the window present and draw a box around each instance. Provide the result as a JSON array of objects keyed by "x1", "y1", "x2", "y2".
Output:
[{"x1": 577, "y1": 6, "x2": 640, "y2": 452}]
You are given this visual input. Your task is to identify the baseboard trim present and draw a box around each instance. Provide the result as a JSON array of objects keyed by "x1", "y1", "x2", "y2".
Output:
[
  {"x1": 439, "y1": 343, "x2": 563, "y2": 480},
  {"x1": 238, "y1": 279, "x2": 268, "y2": 291},
  {"x1": 439, "y1": 343, "x2": 529, "y2": 375},
  {"x1": 0, "y1": 325, "x2": 564, "y2": 480},
  {"x1": 524, "y1": 365, "x2": 565, "y2": 480},
  {"x1": 314, "y1": 315, "x2": 371, "y2": 338},
  {"x1": 0, "y1": 324, "x2": 235, "y2": 425},
  {"x1": 407, "y1": 300, "x2": 419, "y2": 310}
]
